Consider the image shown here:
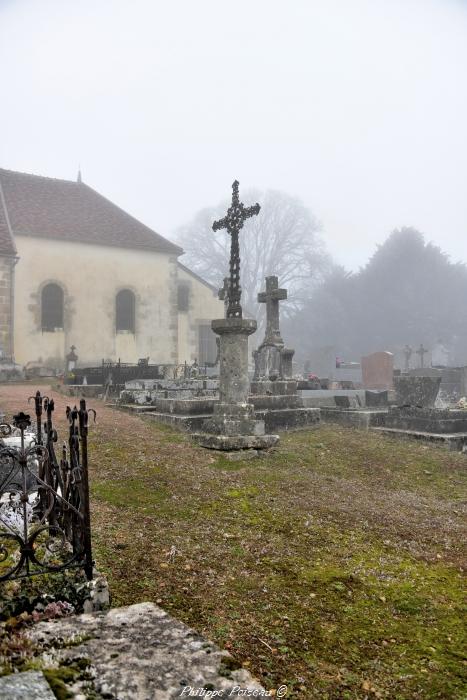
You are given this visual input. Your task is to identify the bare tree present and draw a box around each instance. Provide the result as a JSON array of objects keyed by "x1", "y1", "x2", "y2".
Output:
[{"x1": 176, "y1": 188, "x2": 330, "y2": 335}]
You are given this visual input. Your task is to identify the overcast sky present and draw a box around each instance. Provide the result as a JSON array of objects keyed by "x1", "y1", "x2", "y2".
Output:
[{"x1": 1, "y1": 0, "x2": 466, "y2": 270}]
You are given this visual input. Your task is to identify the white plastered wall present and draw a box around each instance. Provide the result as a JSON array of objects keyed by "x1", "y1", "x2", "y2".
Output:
[
  {"x1": 177, "y1": 266, "x2": 223, "y2": 364},
  {"x1": 13, "y1": 236, "x2": 178, "y2": 367}
]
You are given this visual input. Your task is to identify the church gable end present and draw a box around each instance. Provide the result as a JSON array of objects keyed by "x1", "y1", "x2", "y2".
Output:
[{"x1": 0, "y1": 167, "x2": 223, "y2": 367}]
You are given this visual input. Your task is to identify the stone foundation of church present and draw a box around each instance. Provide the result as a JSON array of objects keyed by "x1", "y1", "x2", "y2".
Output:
[{"x1": 0, "y1": 255, "x2": 14, "y2": 358}]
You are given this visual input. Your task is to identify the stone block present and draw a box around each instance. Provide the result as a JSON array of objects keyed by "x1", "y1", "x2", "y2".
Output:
[
  {"x1": 335, "y1": 395, "x2": 351, "y2": 408},
  {"x1": 27, "y1": 602, "x2": 264, "y2": 698},
  {"x1": 371, "y1": 426, "x2": 467, "y2": 452},
  {"x1": 250, "y1": 380, "x2": 298, "y2": 396},
  {"x1": 249, "y1": 394, "x2": 301, "y2": 410},
  {"x1": 365, "y1": 390, "x2": 388, "y2": 407},
  {"x1": 141, "y1": 412, "x2": 210, "y2": 431},
  {"x1": 213, "y1": 402, "x2": 255, "y2": 419},
  {"x1": 255, "y1": 407, "x2": 320, "y2": 432},
  {"x1": 394, "y1": 375, "x2": 441, "y2": 407},
  {"x1": 153, "y1": 398, "x2": 217, "y2": 415},
  {"x1": 320, "y1": 407, "x2": 388, "y2": 429},
  {"x1": 204, "y1": 414, "x2": 266, "y2": 437},
  {"x1": 193, "y1": 433, "x2": 279, "y2": 450},
  {"x1": 0, "y1": 672, "x2": 55, "y2": 699},
  {"x1": 382, "y1": 406, "x2": 467, "y2": 433}
]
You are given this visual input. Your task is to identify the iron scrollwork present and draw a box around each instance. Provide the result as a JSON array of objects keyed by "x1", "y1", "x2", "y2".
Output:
[
  {"x1": 0, "y1": 392, "x2": 95, "y2": 582},
  {"x1": 213, "y1": 180, "x2": 261, "y2": 320}
]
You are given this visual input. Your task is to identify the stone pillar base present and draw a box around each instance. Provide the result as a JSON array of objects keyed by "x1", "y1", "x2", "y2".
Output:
[{"x1": 193, "y1": 318, "x2": 280, "y2": 451}]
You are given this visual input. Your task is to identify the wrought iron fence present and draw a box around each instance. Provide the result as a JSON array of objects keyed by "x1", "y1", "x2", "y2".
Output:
[
  {"x1": 70, "y1": 360, "x2": 166, "y2": 386},
  {"x1": 69, "y1": 358, "x2": 217, "y2": 387},
  {"x1": 0, "y1": 391, "x2": 95, "y2": 582}
]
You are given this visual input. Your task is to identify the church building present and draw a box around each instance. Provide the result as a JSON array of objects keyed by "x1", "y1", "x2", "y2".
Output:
[{"x1": 0, "y1": 168, "x2": 222, "y2": 369}]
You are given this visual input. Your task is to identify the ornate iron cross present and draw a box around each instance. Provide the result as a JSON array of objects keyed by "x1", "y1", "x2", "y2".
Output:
[{"x1": 213, "y1": 181, "x2": 260, "y2": 319}]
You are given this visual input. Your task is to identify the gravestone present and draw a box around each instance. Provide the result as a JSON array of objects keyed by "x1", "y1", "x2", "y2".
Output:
[
  {"x1": 361, "y1": 351, "x2": 394, "y2": 390},
  {"x1": 253, "y1": 276, "x2": 295, "y2": 380},
  {"x1": 432, "y1": 340, "x2": 450, "y2": 367},
  {"x1": 403, "y1": 344, "x2": 412, "y2": 371},
  {"x1": 193, "y1": 181, "x2": 279, "y2": 451},
  {"x1": 416, "y1": 344, "x2": 429, "y2": 369},
  {"x1": 373, "y1": 373, "x2": 467, "y2": 450},
  {"x1": 249, "y1": 276, "x2": 320, "y2": 431}
]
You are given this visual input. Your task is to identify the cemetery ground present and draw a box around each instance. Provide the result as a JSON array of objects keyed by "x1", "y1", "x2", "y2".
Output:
[{"x1": 0, "y1": 386, "x2": 465, "y2": 700}]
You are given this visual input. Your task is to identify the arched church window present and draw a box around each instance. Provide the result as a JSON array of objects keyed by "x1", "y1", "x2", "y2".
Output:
[
  {"x1": 177, "y1": 283, "x2": 190, "y2": 312},
  {"x1": 41, "y1": 283, "x2": 64, "y2": 331},
  {"x1": 116, "y1": 289, "x2": 135, "y2": 332}
]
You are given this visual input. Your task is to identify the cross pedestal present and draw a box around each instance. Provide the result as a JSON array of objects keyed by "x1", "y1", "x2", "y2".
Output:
[{"x1": 194, "y1": 318, "x2": 279, "y2": 450}]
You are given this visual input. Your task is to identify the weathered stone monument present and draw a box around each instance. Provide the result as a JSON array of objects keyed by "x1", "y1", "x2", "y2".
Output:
[
  {"x1": 395, "y1": 374, "x2": 441, "y2": 407},
  {"x1": 372, "y1": 374, "x2": 467, "y2": 451},
  {"x1": 253, "y1": 276, "x2": 295, "y2": 380},
  {"x1": 249, "y1": 276, "x2": 320, "y2": 431},
  {"x1": 193, "y1": 181, "x2": 279, "y2": 451}
]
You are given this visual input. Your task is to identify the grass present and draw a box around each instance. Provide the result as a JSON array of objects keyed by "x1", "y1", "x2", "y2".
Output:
[
  {"x1": 87, "y1": 419, "x2": 466, "y2": 699},
  {"x1": 0, "y1": 385, "x2": 465, "y2": 699}
]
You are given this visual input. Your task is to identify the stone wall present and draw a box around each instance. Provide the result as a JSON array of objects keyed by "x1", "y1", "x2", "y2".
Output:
[
  {"x1": 12, "y1": 238, "x2": 222, "y2": 368},
  {"x1": 0, "y1": 255, "x2": 14, "y2": 358},
  {"x1": 177, "y1": 265, "x2": 223, "y2": 364}
]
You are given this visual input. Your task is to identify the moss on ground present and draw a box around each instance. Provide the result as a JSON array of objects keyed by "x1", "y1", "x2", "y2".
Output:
[
  {"x1": 0, "y1": 385, "x2": 465, "y2": 699},
  {"x1": 85, "y1": 420, "x2": 466, "y2": 699}
]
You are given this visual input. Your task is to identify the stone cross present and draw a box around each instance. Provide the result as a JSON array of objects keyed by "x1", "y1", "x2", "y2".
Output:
[
  {"x1": 213, "y1": 181, "x2": 260, "y2": 319},
  {"x1": 403, "y1": 344, "x2": 412, "y2": 371},
  {"x1": 258, "y1": 276, "x2": 287, "y2": 345},
  {"x1": 416, "y1": 343, "x2": 428, "y2": 368}
]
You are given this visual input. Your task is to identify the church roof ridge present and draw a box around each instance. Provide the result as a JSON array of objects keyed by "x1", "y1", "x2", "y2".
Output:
[
  {"x1": 177, "y1": 262, "x2": 218, "y2": 293},
  {"x1": 0, "y1": 167, "x2": 183, "y2": 256},
  {"x1": 0, "y1": 167, "x2": 81, "y2": 185}
]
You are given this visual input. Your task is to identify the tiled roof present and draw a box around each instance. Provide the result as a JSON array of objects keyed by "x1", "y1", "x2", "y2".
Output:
[
  {"x1": 0, "y1": 169, "x2": 182, "y2": 255},
  {"x1": 178, "y1": 262, "x2": 218, "y2": 293}
]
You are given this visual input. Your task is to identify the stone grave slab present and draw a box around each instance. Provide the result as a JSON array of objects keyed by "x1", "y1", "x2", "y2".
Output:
[
  {"x1": 372, "y1": 376, "x2": 467, "y2": 450},
  {"x1": 25, "y1": 602, "x2": 264, "y2": 699},
  {"x1": 0, "y1": 671, "x2": 55, "y2": 699}
]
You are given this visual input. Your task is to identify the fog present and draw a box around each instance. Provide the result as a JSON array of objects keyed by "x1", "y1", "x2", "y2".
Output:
[{"x1": 1, "y1": 0, "x2": 466, "y2": 271}]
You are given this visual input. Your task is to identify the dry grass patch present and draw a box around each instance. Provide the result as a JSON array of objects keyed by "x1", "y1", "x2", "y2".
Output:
[{"x1": 0, "y1": 386, "x2": 465, "y2": 699}]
